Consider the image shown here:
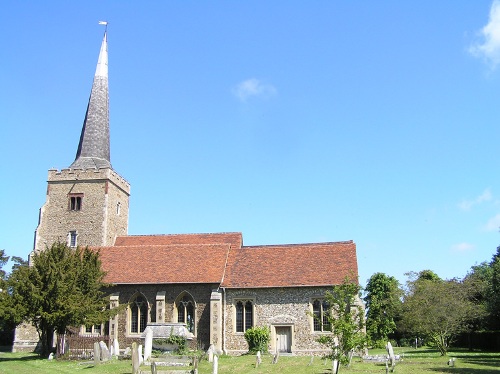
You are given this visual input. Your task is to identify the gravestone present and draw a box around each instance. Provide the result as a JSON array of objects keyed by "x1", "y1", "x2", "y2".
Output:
[
  {"x1": 94, "y1": 342, "x2": 101, "y2": 365},
  {"x1": 138, "y1": 344, "x2": 143, "y2": 365},
  {"x1": 48, "y1": 352, "x2": 54, "y2": 360},
  {"x1": 113, "y1": 338, "x2": 120, "y2": 357},
  {"x1": 256, "y1": 351, "x2": 262, "y2": 367},
  {"x1": 123, "y1": 346, "x2": 131, "y2": 358},
  {"x1": 151, "y1": 361, "x2": 157, "y2": 374},
  {"x1": 132, "y1": 342, "x2": 140, "y2": 374},
  {"x1": 272, "y1": 351, "x2": 279, "y2": 364},
  {"x1": 386, "y1": 341, "x2": 395, "y2": 372},
  {"x1": 308, "y1": 354, "x2": 314, "y2": 366},
  {"x1": 212, "y1": 354, "x2": 219, "y2": 374},
  {"x1": 144, "y1": 327, "x2": 153, "y2": 361},
  {"x1": 207, "y1": 344, "x2": 215, "y2": 363},
  {"x1": 99, "y1": 341, "x2": 110, "y2": 362}
]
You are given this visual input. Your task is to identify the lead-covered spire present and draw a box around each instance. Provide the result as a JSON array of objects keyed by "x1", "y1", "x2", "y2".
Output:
[{"x1": 70, "y1": 31, "x2": 111, "y2": 169}]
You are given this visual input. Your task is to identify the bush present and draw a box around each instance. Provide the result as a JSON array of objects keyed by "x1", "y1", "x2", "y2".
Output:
[{"x1": 244, "y1": 326, "x2": 270, "y2": 353}]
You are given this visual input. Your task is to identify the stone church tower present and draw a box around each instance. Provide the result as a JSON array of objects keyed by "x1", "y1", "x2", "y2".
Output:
[
  {"x1": 14, "y1": 29, "x2": 130, "y2": 352},
  {"x1": 32, "y1": 31, "x2": 130, "y2": 257}
]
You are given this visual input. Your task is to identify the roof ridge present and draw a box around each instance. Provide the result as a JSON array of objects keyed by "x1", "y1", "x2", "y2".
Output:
[{"x1": 242, "y1": 240, "x2": 354, "y2": 249}]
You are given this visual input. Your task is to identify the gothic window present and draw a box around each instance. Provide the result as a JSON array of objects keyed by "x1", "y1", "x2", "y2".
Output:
[
  {"x1": 130, "y1": 295, "x2": 148, "y2": 334},
  {"x1": 312, "y1": 299, "x2": 331, "y2": 332},
  {"x1": 69, "y1": 194, "x2": 83, "y2": 211},
  {"x1": 68, "y1": 231, "x2": 78, "y2": 247},
  {"x1": 235, "y1": 300, "x2": 253, "y2": 333},
  {"x1": 176, "y1": 294, "x2": 195, "y2": 333}
]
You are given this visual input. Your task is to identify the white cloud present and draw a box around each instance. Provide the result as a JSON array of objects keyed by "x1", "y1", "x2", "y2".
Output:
[
  {"x1": 451, "y1": 242, "x2": 475, "y2": 253},
  {"x1": 484, "y1": 213, "x2": 500, "y2": 231},
  {"x1": 469, "y1": 0, "x2": 500, "y2": 69},
  {"x1": 233, "y1": 78, "x2": 277, "y2": 102},
  {"x1": 458, "y1": 188, "x2": 492, "y2": 211}
]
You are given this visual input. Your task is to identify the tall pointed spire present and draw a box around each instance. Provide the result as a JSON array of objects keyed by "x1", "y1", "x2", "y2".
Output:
[{"x1": 70, "y1": 31, "x2": 111, "y2": 169}]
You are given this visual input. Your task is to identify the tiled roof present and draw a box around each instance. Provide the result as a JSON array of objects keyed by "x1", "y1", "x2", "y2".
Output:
[
  {"x1": 98, "y1": 244, "x2": 230, "y2": 284},
  {"x1": 99, "y1": 234, "x2": 358, "y2": 288},
  {"x1": 114, "y1": 232, "x2": 243, "y2": 249},
  {"x1": 221, "y1": 241, "x2": 358, "y2": 288}
]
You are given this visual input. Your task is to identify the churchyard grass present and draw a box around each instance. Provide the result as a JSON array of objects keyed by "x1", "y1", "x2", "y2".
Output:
[{"x1": 1, "y1": 348, "x2": 499, "y2": 373}]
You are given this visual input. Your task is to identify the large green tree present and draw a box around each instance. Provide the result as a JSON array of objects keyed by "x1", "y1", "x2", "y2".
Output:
[
  {"x1": 364, "y1": 272, "x2": 402, "y2": 348},
  {"x1": 317, "y1": 277, "x2": 366, "y2": 373},
  {"x1": 9, "y1": 243, "x2": 113, "y2": 356},
  {"x1": 399, "y1": 271, "x2": 475, "y2": 355}
]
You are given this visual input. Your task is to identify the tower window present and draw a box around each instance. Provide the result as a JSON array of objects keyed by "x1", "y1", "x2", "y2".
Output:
[
  {"x1": 68, "y1": 231, "x2": 78, "y2": 247},
  {"x1": 68, "y1": 194, "x2": 83, "y2": 211},
  {"x1": 116, "y1": 202, "x2": 121, "y2": 215}
]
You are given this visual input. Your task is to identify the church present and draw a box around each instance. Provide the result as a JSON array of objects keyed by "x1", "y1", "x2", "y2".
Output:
[{"x1": 14, "y1": 30, "x2": 361, "y2": 355}]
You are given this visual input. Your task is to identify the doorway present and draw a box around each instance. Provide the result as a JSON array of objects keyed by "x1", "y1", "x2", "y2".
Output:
[{"x1": 275, "y1": 326, "x2": 292, "y2": 353}]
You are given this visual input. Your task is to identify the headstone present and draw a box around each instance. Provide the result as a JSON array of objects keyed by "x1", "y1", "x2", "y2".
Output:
[
  {"x1": 48, "y1": 352, "x2": 54, "y2": 360},
  {"x1": 151, "y1": 361, "x2": 157, "y2": 374},
  {"x1": 99, "y1": 340, "x2": 110, "y2": 362},
  {"x1": 113, "y1": 338, "x2": 120, "y2": 357},
  {"x1": 192, "y1": 356, "x2": 199, "y2": 374},
  {"x1": 272, "y1": 352, "x2": 279, "y2": 364},
  {"x1": 123, "y1": 346, "x2": 131, "y2": 358},
  {"x1": 386, "y1": 341, "x2": 396, "y2": 372},
  {"x1": 207, "y1": 344, "x2": 215, "y2": 363},
  {"x1": 144, "y1": 327, "x2": 153, "y2": 361},
  {"x1": 308, "y1": 354, "x2": 314, "y2": 366},
  {"x1": 256, "y1": 351, "x2": 262, "y2": 367},
  {"x1": 138, "y1": 344, "x2": 144, "y2": 365},
  {"x1": 448, "y1": 358, "x2": 456, "y2": 367},
  {"x1": 212, "y1": 354, "x2": 218, "y2": 374},
  {"x1": 94, "y1": 342, "x2": 101, "y2": 365},
  {"x1": 132, "y1": 342, "x2": 140, "y2": 374}
]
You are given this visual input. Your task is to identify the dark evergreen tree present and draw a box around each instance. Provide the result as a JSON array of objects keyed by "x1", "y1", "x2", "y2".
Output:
[{"x1": 9, "y1": 243, "x2": 113, "y2": 356}]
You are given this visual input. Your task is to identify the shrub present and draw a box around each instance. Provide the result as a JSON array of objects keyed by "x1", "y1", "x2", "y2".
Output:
[{"x1": 244, "y1": 326, "x2": 270, "y2": 353}]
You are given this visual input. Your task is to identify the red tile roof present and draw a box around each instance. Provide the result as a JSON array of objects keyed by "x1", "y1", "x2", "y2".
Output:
[
  {"x1": 114, "y1": 232, "x2": 242, "y2": 249},
  {"x1": 98, "y1": 244, "x2": 230, "y2": 284},
  {"x1": 221, "y1": 241, "x2": 358, "y2": 288},
  {"x1": 98, "y1": 234, "x2": 358, "y2": 288}
]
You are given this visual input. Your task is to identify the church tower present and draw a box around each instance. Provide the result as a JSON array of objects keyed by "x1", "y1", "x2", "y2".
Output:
[{"x1": 33, "y1": 30, "x2": 130, "y2": 255}]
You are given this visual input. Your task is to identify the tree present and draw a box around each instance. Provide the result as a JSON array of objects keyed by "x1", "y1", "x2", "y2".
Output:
[
  {"x1": 399, "y1": 272, "x2": 475, "y2": 355},
  {"x1": 316, "y1": 277, "x2": 366, "y2": 372},
  {"x1": 489, "y1": 246, "x2": 500, "y2": 329},
  {"x1": 9, "y1": 243, "x2": 113, "y2": 356},
  {"x1": 364, "y1": 272, "x2": 402, "y2": 348}
]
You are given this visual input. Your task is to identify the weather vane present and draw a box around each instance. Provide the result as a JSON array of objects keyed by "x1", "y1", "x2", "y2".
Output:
[{"x1": 98, "y1": 20, "x2": 108, "y2": 32}]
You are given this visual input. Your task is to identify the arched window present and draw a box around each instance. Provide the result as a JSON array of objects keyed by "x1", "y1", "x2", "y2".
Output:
[
  {"x1": 312, "y1": 299, "x2": 330, "y2": 332},
  {"x1": 176, "y1": 294, "x2": 195, "y2": 333},
  {"x1": 235, "y1": 300, "x2": 253, "y2": 332},
  {"x1": 130, "y1": 295, "x2": 148, "y2": 334}
]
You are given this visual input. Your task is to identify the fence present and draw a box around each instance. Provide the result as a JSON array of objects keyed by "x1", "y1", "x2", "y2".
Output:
[{"x1": 65, "y1": 335, "x2": 111, "y2": 359}]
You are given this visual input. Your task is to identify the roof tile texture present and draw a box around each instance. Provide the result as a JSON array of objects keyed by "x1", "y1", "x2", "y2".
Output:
[{"x1": 99, "y1": 234, "x2": 358, "y2": 288}]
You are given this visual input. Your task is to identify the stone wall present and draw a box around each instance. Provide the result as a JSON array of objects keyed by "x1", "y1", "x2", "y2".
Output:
[
  {"x1": 224, "y1": 287, "x2": 335, "y2": 356},
  {"x1": 108, "y1": 283, "x2": 217, "y2": 351},
  {"x1": 33, "y1": 168, "x2": 130, "y2": 254}
]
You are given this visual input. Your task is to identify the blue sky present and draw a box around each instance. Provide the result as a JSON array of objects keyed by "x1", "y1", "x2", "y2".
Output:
[{"x1": 2, "y1": 1, "x2": 500, "y2": 287}]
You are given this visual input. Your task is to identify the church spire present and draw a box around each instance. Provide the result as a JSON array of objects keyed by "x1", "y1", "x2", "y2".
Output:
[{"x1": 70, "y1": 30, "x2": 111, "y2": 169}]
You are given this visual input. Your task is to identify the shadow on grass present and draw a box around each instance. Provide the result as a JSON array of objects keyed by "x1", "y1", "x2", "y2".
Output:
[
  {"x1": 0, "y1": 353, "x2": 43, "y2": 362},
  {"x1": 429, "y1": 369, "x2": 500, "y2": 374}
]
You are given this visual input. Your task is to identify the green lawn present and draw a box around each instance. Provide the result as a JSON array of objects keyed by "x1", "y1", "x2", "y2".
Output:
[{"x1": 1, "y1": 348, "x2": 499, "y2": 374}]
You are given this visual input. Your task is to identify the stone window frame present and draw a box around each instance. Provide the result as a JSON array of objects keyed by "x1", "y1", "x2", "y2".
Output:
[
  {"x1": 81, "y1": 323, "x2": 102, "y2": 336},
  {"x1": 310, "y1": 297, "x2": 331, "y2": 333},
  {"x1": 68, "y1": 193, "x2": 84, "y2": 211},
  {"x1": 68, "y1": 230, "x2": 78, "y2": 248},
  {"x1": 127, "y1": 293, "x2": 149, "y2": 337},
  {"x1": 173, "y1": 291, "x2": 196, "y2": 336},
  {"x1": 233, "y1": 298, "x2": 255, "y2": 334}
]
